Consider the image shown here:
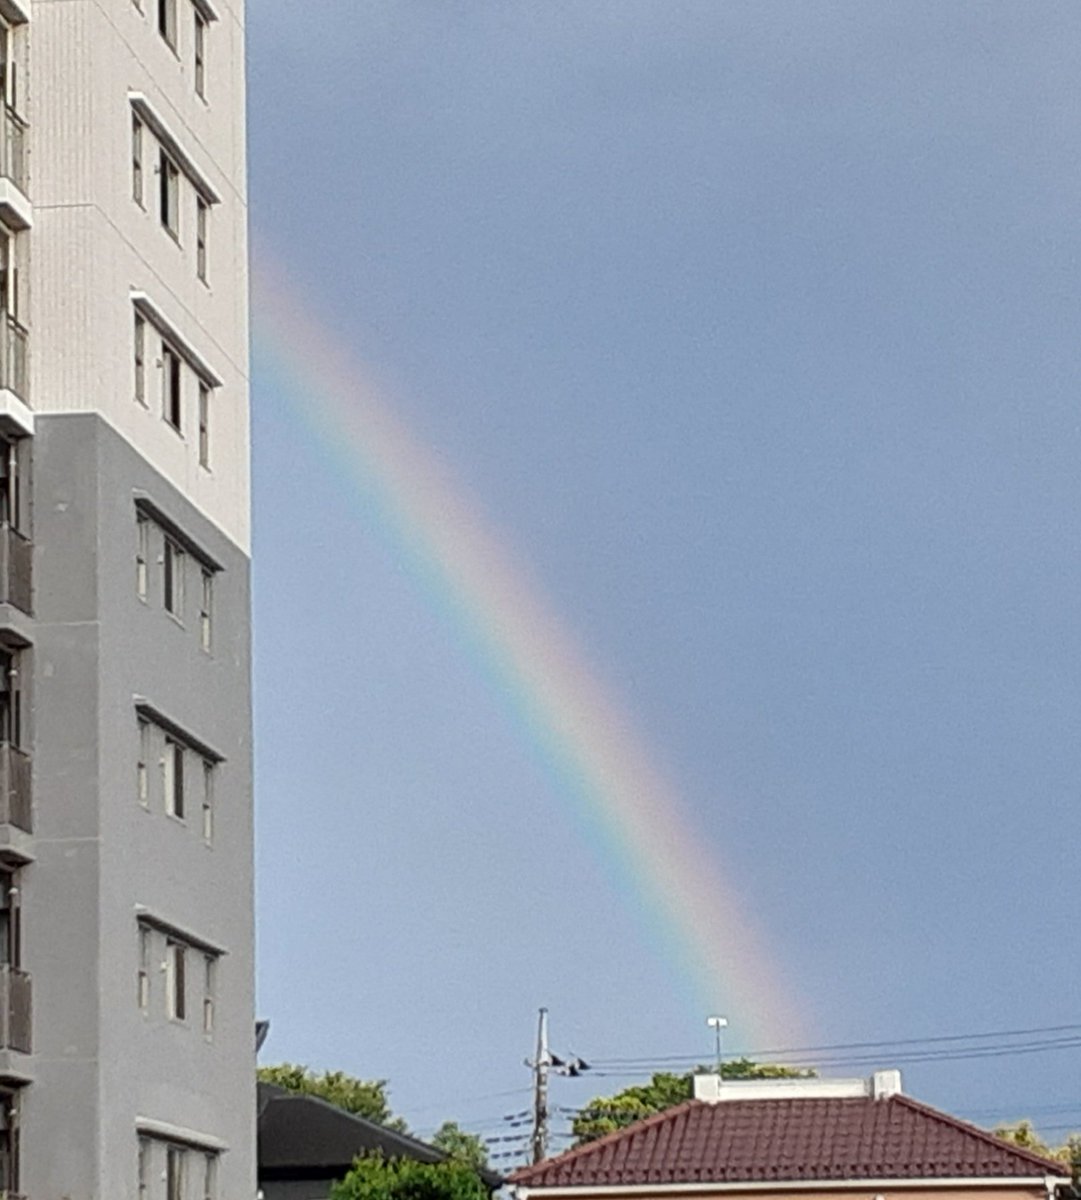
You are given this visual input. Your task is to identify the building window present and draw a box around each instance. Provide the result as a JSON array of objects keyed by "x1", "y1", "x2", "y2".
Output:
[
  {"x1": 165, "y1": 940, "x2": 186, "y2": 1021},
  {"x1": 163, "y1": 536, "x2": 184, "y2": 617},
  {"x1": 201, "y1": 760, "x2": 213, "y2": 842},
  {"x1": 132, "y1": 115, "x2": 144, "y2": 206},
  {"x1": 0, "y1": 436, "x2": 21, "y2": 530},
  {"x1": 0, "y1": 648, "x2": 20, "y2": 748},
  {"x1": 137, "y1": 717, "x2": 151, "y2": 806},
  {"x1": 0, "y1": 868, "x2": 19, "y2": 967},
  {"x1": 199, "y1": 570, "x2": 212, "y2": 652},
  {"x1": 198, "y1": 382, "x2": 210, "y2": 467},
  {"x1": 0, "y1": 1089, "x2": 19, "y2": 1197},
  {"x1": 136, "y1": 513, "x2": 150, "y2": 599},
  {"x1": 137, "y1": 1136, "x2": 150, "y2": 1200},
  {"x1": 203, "y1": 1151, "x2": 218, "y2": 1200},
  {"x1": 0, "y1": 231, "x2": 21, "y2": 328},
  {"x1": 163, "y1": 737, "x2": 184, "y2": 818},
  {"x1": 159, "y1": 149, "x2": 180, "y2": 237},
  {"x1": 134, "y1": 313, "x2": 147, "y2": 406},
  {"x1": 0, "y1": 21, "x2": 19, "y2": 113},
  {"x1": 162, "y1": 342, "x2": 182, "y2": 431},
  {"x1": 158, "y1": 0, "x2": 178, "y2": 50},
  {"x1": 194, "y1": 13, "x2": 207, "y2": 98},
  {"x1": 196, "y1": 197, "x2": 208, "y2": 282},
  {"x1": 202, "y1": 954, "x2": 215, "y2": 1035},
  {"x1": 138, "y1": 925, "x2": 151, "y2": 1010}
]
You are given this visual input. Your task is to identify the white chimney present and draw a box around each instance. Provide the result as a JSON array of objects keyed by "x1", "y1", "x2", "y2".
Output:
[{"x1": 693, "y1": 1071, "x2": 905, "y2": 1103}]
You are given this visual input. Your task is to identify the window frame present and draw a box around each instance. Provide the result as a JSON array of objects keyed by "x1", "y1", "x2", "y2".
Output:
[
  {"x1": 162, "y1": 341, "x2": 182, "y2": 433},
  {"x1": 138, "y1": 925, "x2": 151, "y2": 1010},
  {"x1": 159, "y1": 147, "x2": 180, "y2": 239},
  {"x1": 132, "y1": 114, "x2": 145, "y2": 207},
  {"x1": 165, "y1": 940, "x2": 186, "y2": 1022},
  {"x1": 137, "y1": 1136, "x2": 150, "y2": 1200},
  {"x1": 202, "y1": 953, "x2": 215, "y2": 1036},
  {"x1": 203, "y1": 1151, "x2": 218, "y2": 1200},
  {"x1": 201, "y1": 758, "x2": 214, "y2": 843},
  {"x1": 163, "y1": 535, "x2": 184, "y2": 619},
  {"x1": 136, "y1": 512, "x2": 150, "y2": 600},
  {"x1": 194, "y1": 12, "x2": 207, "y2": 99},
  {"x1": 199, "y1": 569, "x2": 212, "y2": 652},
  {"x1": 0, "y1": 647, "x2": 21, "y2": 748},
  {"x1": 137, "y1": 717, "x2": 151, "y2": 806},
  {"x1": 163, "y1": 736, "x2": 185, "y2": 819},
  {"x1": 196, "y1": 196, "x2": 208, "y2": 283},
  {"x1": 197, "y1": 381, "x2": 210, "y2": 467},
  {"x1": 158, "y1": 0, "x2": 178, "y2": 51},
  {"x1": 134, "y1": 313, "x2": 147, "y2": 407}
]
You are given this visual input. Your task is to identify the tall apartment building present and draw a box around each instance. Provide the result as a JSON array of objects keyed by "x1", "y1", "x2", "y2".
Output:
[{"x1": 0, "y1": 0, "x2": 255, "y2": 1196}]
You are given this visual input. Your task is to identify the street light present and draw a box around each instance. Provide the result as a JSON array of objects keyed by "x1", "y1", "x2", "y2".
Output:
[{"x1": 706, "y1": 1015, "x2": 728, "y2": 1077}]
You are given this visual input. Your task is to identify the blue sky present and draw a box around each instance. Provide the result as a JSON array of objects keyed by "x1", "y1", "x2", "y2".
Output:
[{"x1": 248, "y1": 1, "x2": 1081, "y2": 1155}]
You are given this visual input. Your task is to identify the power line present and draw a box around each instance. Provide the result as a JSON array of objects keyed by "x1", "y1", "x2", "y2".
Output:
[{"x1": 589, "y1": 1023, "x2": 1081, "y2": 1069}]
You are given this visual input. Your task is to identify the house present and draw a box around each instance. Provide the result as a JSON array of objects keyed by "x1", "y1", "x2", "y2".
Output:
[
  {"x1": 509, "y1": 1072, "x2": 1071, "y2": 1200},
  {"x1": 258, "y1": 1082, "x2": 503, "y2": 1200}
]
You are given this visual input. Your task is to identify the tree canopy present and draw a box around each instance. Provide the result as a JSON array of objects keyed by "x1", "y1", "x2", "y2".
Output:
[
  {"x1": 431, "y1": 1121, "x2": 490, "y2": 1171},
  {"x1": 994, "y1": 1122, "x2": 1081, "y2": 1192},
  {"x1": 258, "y1": 1063, "x2": 407, "y2": 1131},
  {"x1": 330, "y1": 1155, "x2": 490, "y2": 1200},
  {"x1": 572, "y1": 1062, "x2": 815, "y2": 1145}
]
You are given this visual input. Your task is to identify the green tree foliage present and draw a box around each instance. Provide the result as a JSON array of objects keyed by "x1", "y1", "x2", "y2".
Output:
[
  {"x1": 431, "y1": 1121, "x2": 490, "y2": 1171},
  {"x1": 572, "y1": 1062, "x2": 815, "y2": 1146},
  {"x1": 258, "y1": 1064, "x2": 407, "y2": 1131},
  {"x1": 330, "y1": 1155, "x2": 490, "y2": 1200},
  {"x1": 994, "y1": 1122, "x2": 1081, "y2": 1193}
]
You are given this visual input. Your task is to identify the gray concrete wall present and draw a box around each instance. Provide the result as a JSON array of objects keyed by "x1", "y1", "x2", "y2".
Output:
[{"x1": 23, "y1": 412, "x2": 255, "y2": 1199}]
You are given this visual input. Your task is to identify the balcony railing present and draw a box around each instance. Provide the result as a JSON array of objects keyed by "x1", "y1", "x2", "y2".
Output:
[
  {"x1": 0, "y1": 316, "x2": 27, "y2": 405},
  {"x1": 0, "y1": 525, "x2": 30, "y2": 616},
  {"x1": 0, "y1": 964, "x2": 30, "y2": 1053},
  {"x1": 0, "y1": 743, "x2": 30, "y2": 835},
  {"x1": 0, "y1": 106, "x2": 27, "y2": 195}
]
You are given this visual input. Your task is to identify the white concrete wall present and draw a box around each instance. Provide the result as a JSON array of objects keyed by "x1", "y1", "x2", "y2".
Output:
[{"x1": 31, "y1": 0, "x2": 251, "y2": 552}]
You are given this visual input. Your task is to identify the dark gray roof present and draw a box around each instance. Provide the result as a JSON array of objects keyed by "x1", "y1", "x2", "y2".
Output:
[{"x1": 257, "y1": 1083, "x2": 502, "y2": 1188}]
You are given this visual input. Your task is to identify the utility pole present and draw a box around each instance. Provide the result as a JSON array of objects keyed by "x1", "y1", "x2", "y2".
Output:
[
  {"x1": 530, "y1": 1007, "x2": 550, "y2": 1164},
  {"x1": 707, "y1": 1015, "x2": 728, "y2": 1078}
]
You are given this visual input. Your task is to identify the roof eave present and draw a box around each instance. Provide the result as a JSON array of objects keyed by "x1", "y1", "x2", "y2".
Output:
[{"x1": 514, "y1": 1175, "x2": 1074, "y2": 1198}]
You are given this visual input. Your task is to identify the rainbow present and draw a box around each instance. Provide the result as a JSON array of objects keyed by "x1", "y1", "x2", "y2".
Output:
[{"x1": 251, "y1": 249, "x2": 805, "y2": 1051}]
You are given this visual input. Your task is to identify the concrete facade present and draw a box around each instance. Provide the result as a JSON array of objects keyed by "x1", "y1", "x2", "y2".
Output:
[{"x1": 0, "y1": 0, "x2": 254, "y2": 1197}]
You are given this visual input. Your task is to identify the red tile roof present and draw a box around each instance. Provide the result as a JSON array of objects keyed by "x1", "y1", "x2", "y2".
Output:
[{"x1": 510, "y1": 1096, "x2": 1070, "y2": 1189}]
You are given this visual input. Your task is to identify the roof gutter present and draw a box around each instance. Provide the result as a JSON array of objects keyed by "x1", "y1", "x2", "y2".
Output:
[{"x1": 515, "y1": 1177, "x2": 1073, "y2": 1199}]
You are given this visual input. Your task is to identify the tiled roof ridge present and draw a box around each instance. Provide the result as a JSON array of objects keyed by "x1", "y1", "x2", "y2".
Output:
[
  {"x1": 507, "y1": 1098, "x2": 705, "y2": 1183},
  {"x1": 892, "y1": 1094, "x2": 1072, "y2": 1177}
]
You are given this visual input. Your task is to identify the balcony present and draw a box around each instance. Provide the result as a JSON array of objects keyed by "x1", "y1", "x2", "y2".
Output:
[
  {"x1": 0, "y1": 107, "x2": 25, "y2": 194},
  {"x1": 0, "y1": 526, "x2": 29, "y2": 617},
  {"x1": 0, "y1": 106, "x2": 28, "y2": 232},
  {"x1": 0, "y1": 964, "x2": 30, "y2": 1053},
  {"x1": 0, "y1": 317, "x2": 27, "y2": 410},
  {"x1": 0, "y1": 744, "x2": 29, "y2": 835}
]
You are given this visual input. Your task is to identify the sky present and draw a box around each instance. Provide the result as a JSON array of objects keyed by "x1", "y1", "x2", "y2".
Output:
[{"x1": 247, "y1": 1, "x2": 1081, "y2": 1160}]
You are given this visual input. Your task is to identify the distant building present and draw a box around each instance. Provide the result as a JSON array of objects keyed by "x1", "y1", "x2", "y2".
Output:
[
  {"x1": 258, "y1": 1082, "x2": 503, "y2": 1200},
  {"x1": 509, "y1": 1072, "x2": 1071, "y2": 1200}
]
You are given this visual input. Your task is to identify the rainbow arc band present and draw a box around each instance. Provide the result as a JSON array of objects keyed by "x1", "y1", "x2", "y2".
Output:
[{"x1": 251, "y1": 247, "x2": 805, "y2": 1049}]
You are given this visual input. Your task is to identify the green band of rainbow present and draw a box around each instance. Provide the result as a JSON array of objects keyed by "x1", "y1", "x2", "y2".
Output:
[{"x1": 252, "y1": 249, "x2": 805, "y2": 1051}]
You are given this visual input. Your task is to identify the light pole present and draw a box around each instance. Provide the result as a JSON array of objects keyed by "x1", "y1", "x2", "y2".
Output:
[{"x1": 706, "y1": 1015, "x2": 728, "y2": 1078}]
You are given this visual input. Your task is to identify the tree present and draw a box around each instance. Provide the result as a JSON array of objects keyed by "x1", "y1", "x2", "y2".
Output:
[
  {"x1": 258, "y1": 1063, "x2": 408, "y2": 1131},
  {"x1": 431, "y1": 1122, "x2": 490, "y2": 1171},
  {"x1": 994, "y1": 1122, "x2": 1081, "y2": 1194},
  {"x1": 330, "y1": 1155, "x2": 490, "y2": 1200},
  {"x1": 572, "y1": 1062, "x2": 815, "y2": 1146}
]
